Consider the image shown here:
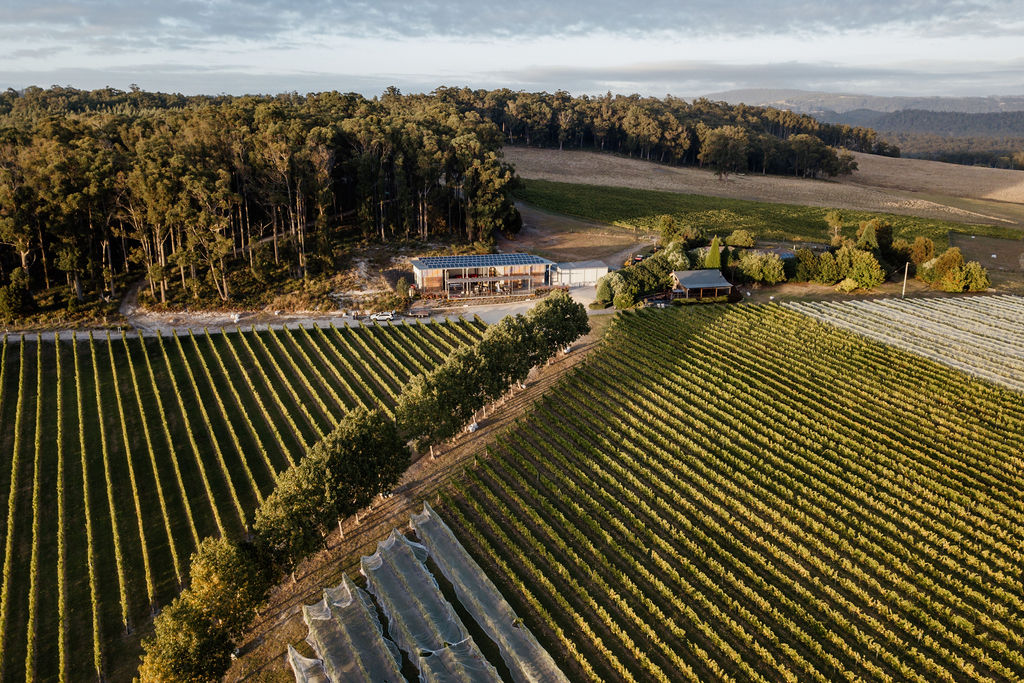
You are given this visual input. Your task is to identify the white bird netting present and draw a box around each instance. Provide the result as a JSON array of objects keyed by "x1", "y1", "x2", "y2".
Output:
[
  {"x1": 287, "y1": 644, "x2": 330, "y2": 683},
  {"x1": 420, "y1": 636, "x2": 503, "y2": 683},
  {"x1": 302, "y1": 573, "x2": 404, "y2": 681},
  {"x1": 362, "y1": 529, "x2": 499, "y2": 682},
  {"x1": 411, "y1": 502, "x2": 568, "y2": 683}
]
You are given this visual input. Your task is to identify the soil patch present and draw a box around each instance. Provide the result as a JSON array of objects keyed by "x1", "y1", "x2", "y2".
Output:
[{"x1": 502, "y1": 202, "x2": 654, "y2": 266}]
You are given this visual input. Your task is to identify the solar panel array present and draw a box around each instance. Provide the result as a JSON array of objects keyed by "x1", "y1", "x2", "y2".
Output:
[{"x1": 410, "y1": 253, "x2": 552, "y2": 269}]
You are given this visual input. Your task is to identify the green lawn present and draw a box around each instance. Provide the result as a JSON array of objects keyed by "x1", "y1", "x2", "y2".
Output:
[{"x1": 516, "y1": 178, "x2": 1024, "y2": 249}]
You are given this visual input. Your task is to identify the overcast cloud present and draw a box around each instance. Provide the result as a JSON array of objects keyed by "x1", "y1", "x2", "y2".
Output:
[{"x1": 2, "y1": 0, "x2": 1024, "y2": 97}]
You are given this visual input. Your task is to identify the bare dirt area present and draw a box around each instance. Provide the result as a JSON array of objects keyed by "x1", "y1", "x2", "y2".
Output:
[
  {"x1": 226, "y1": 315, "x2": 613, "y2": 682},
  {"x1": 950, "y1": 233, "x2": 1024, "y2": 274},
  {"x1": 505, "y1": 147, "x2": 1023, "y2": 227},
  {"x1": 500, "y1": 202, "x2": 655, "y2": 266},
  {"x1": 843, "y1": 151, "x2": 1024, "y2": 205}
]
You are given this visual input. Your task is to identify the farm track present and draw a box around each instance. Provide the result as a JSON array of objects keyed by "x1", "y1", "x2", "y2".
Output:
[{"x1": 0, "y1": 319, "x2": 483, "y2": 681}]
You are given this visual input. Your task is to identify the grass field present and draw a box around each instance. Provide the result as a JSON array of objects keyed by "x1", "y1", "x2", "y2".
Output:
[
  {"x1": 516, "y1": 178, "x2": 1024, "y2": 249},
  {"x1": 442, "y1": 304, "x2": 1024, "y2": 681},
  {"x1": 0, "y1": 319, "x2": 483, "y2": 681}
]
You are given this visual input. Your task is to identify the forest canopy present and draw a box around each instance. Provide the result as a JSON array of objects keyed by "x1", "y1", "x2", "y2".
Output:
[
  {"x1": 0, "y1": 85, "x2": 882, "y2": 313},
  {"x1": 0, "y1": 87, "x2": 521, "y2": 308}
]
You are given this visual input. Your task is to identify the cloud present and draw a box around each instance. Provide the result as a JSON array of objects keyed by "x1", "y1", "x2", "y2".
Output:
[
  {"x1": 488, "y1": 58, "x2": 1024, "y2": 98},
  {"x1": 0, "y1": 0, "x2": 1018, "y2": 48},
  {"x1": 4, "y1": 57, "x2": 1024, "y2": 99}
]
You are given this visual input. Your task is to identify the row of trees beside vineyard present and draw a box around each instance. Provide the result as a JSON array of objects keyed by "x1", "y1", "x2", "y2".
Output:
[
  {"x1": 0, "y1": 87, "x2": 521, "y2": 315},
  {"x1": 433, "y1": 87, "x2": 876, "y2": 176},
  {"x1": 139, "y1": 292, "x2": 591, "y2": 680},
  {"x1": 395, "y1": 290, "x2": 590, "y2": 452}
]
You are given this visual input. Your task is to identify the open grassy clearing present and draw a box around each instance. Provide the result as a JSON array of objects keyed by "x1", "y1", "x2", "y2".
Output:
[
  {"x1": 506, "y1": 146, "x2": 1024, "y2": 228},
  {"x1": 0, "y1": 319, "x2": 483, "y2": 681},
  {"x1": 516, "y1": 178, "x2": 1024, "y2": 250},
  {"x1": 441, "y1": 304, "x2": 1024, "y2": 681}
]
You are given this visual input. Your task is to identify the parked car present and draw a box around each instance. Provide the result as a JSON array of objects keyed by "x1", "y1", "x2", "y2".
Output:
[{"x1": 370, "y1": 311, "x2": 395, "y2": 321}]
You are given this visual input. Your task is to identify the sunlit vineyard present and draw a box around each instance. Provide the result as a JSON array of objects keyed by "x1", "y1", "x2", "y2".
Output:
[
  {"x1": 443, "y1": 305, "x2": 1024, "y2": 681},
  {"x1": 0, "y1": 319, "x2": 482, "y2": 681}
]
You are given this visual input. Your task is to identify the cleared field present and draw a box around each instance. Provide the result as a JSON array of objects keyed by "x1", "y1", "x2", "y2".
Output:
[
  {"x1": 788, "y1": 295, "x2": 1024, "y2": 393},
  {"x1": 515, "y1": 178, "x2": 1024, "y2": 249},
  {"x1": 0, "y1": 319, "x2": 483, "y2": 681},
  {"x1": 442, "y1": 304, "x2": 1024, "y2": 681},
  {"x1": 506, "y1": 146, "x2": 1024, "y2": 228}
]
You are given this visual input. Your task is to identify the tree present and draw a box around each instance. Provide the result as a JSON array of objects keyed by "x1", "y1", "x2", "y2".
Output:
[
  {"x1": 738, "y1": 252, "x2": 785, "y2": 284},
  {"x1": 910, "y1": 236, "x2": 935, "y2": 265},
  {"x1": 725, "y1": 229, "x2": 754, "y2": 248},
  {"x1": 705, "y1": 236, "x2": 723, "y2": 269},
  {"x1": 595, "y1": 276, "x2": 612, "y2": 304},
  {"x1": 824, "y1": 210, "x2": 844, "y2": 243},
  {"x1": 527, "y1": 289, "x2": 590, "y2": 363},
  {"x1": 657, "y1": 214, "x2": 680, "y2": 244},
  {"x1": 816, "y1": 252, "x2": 841, "y2": 285},
  {"x1": 187, "y1": 538, "x2": 267, "y2": 637},
  {"x1": 794, "y1": 249, "x2": 820, "y2": 282},
  {"x1": 846, "y1": 250, "x2": 886, "y2": 289},
  {"x1": 856, "y1": 220, "x2": 879, "y2": 251},
  {"x1": 698, "y1": 126, "x2": 749, "y2": 179},
  {"x1": 138, "y1": 597, "x2": 233, "y2": 682}
]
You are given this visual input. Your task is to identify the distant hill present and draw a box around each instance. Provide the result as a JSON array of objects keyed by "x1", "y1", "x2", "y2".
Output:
[
  {"x1": 819, "y1": 109, "x2": 1024, "y2": 137},
  {"x1": 704, "y1": 89, "x2": 1024, "y2": 114}
]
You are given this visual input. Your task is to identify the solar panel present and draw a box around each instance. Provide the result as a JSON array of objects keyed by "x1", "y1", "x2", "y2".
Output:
[{"x1": 410, "y1": 253, "x2": 553, "y2": 269}]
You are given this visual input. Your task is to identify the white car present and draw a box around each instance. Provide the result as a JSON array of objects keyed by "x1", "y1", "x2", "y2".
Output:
[{"x1": 370, "y1": 311, "x2": 395, "y2": 321}]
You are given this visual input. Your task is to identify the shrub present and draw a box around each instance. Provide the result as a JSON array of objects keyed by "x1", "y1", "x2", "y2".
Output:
[
  {"x1": 613, "y1": 292, "x2": 635, "y2": 309},
  {"x1": 835, "y1": 277, "x2": 859, "y2": 292},
  {"x1": 963, "y1": 261, "x2": 991, "y2": 291},
  {"x1": 919, "y1": 247, "x2": 964, "y2": 286},
  {"x1": 595, "y1": 276, "x2": 612, "y2": 303},
  {"x1": 725, "y1": 229, "x2": 755, "y2": 247}
]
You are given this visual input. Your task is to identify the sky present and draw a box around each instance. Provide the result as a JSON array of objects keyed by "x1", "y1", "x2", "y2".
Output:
[{"x1": 2, "y1": 0, "x2": 1024, "y2": 98}]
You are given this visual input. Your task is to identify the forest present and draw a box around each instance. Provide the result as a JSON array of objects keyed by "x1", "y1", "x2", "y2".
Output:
[
  {"x1": 0, "y1": 87, "x2": 521, "y2": 314},
  {"x1": 435, "y1": 87, "x2": 887, "y2": 172},
  {"x1": 0, "y1": 86, "x2": 882, "y2": 318}
]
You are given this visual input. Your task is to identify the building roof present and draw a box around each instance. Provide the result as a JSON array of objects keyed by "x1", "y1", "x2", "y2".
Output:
[
  {"x1": 554, "y1": 260, "x2": 609, "y2": 271},
  {"x1": 409, "y1": 253, "x2": 554, "y2": 270},
  {"x1": 672, "y1": 269, "x2": 732, "y2": 290}
]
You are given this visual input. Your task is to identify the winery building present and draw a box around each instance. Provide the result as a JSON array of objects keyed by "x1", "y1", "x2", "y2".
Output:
[
  {"x1": 671, "y1": 269, "x2": 733, "y2": 299},
  {"x1": 410, "y1": 253, "x2": 554, "y2": 299}
]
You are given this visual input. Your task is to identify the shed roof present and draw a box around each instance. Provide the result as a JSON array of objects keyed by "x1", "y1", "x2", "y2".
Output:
[
  {"x1": 672, "y1": 269, "x2": 732, "y2": 289},
  {"x1": 555, "y1": 260, "x2": 609, "y2": 271},
  {"x1": 409, "y1": 253, "x2": 553, "y2": 270}
]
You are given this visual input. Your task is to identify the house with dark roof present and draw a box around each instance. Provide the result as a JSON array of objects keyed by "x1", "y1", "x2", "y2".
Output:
[
  {"x1": 409, "y1": 253, "x2": 554, "y2": 299},
  {"x1": 671, "y1": 269, "x2": 733, "y2": 299}
]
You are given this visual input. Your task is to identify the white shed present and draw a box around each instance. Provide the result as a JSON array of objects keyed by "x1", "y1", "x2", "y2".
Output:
[{"x1": 551, "y1": 260, "x2": 609, "y2": 287}]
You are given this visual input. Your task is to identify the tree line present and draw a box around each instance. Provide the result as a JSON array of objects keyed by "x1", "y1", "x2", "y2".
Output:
[
  {"x1": 595, "y1": 213, "x2": 989, "y2": 307},
  {"x1": 0, "y1": 87, "x2": 521, "y2": 312},
  {"x1": 433, "y1": 87, "x2": 885, "y2": 176},
  {"x1": 138, "y1": 292, "x2": 590, "y2": 680}
]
